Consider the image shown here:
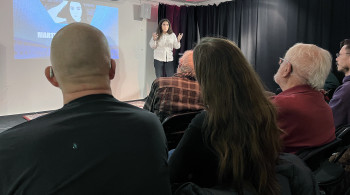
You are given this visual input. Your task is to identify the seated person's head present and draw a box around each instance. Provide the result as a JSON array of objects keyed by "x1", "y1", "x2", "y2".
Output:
[
  {"x1": 46, "y1": 23, "x2": 115, "y2": 102},
  {"x1": 178, "y1": 50, "x2": 194, "y2": 75},
  {"x1": 336, "y1": 39, "x2": 350, "y2": 75},
  {"x1": 274, "y1": 43, "x2": 331, "y2": 91},
  {"x1": 193, "y1": 37, "x2": 281, "y2": 194}
]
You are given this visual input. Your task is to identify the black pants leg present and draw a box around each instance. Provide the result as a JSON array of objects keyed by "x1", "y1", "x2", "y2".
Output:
[
  {"x1": 154, "y1": 59, "x2": 164, "y2": 78},
  {"x1": 164, "y1": 61, "x2": 174, "y2": 77}
]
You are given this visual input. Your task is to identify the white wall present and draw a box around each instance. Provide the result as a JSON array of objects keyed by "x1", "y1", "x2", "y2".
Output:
[{"x1": 0, "y1": 0, "x2": 158, "y2": 116}]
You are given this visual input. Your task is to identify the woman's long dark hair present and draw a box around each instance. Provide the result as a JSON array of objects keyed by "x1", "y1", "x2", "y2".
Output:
[
  {"x1": 193, "y1": 37, "x2": 282, "y2": 195},
  {"x1": 156, "y1": 18, "x2": 173, "y2": 41}
]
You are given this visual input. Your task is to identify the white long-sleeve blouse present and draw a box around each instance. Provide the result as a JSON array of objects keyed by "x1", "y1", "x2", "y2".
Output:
[{"x1": 149, "y1": 33, "x2": 181, "y2": 62}]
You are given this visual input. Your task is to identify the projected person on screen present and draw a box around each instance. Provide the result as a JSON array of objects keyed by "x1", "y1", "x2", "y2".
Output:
[
  {"x1": 150, "y1": 18, "x2": 183, "y2": 78},
  {"x1": 48, "y1": 0, "x2": 87, "y2": 24}
]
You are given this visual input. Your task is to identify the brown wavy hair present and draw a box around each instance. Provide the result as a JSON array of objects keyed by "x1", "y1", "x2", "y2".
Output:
[
  {"x1": 193, "y1": 37, "x2": 282, "y2": 195},
  {"x1": 156, "y1": 18, "x2": 173, "y2": 40}
]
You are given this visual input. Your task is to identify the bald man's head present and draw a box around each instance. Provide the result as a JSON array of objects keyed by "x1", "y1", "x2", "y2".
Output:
[{"x1": 50, "y1": 23, "x2": 112, "y2": 92}]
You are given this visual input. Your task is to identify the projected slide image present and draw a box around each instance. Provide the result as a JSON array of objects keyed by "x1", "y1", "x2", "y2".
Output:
[
  {"x1": 43, "y1": 0, "x2": 94, "y2": 24},
  {"x1": 14, "y1": 0, "x2": 119, "y2": 59}
]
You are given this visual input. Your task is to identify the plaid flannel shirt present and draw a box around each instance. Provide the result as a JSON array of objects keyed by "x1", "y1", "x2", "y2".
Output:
[{"x1": 143, "y1": 73, "x2": 204, "y2": 121}]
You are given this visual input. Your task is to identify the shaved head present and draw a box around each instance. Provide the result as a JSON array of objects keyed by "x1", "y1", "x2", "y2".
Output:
[{"x1": 50, "y1": 23, "x2": 112, "y2": 93}]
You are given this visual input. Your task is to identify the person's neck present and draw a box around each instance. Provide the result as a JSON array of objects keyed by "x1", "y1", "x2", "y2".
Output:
[
  {"x1": 344, "y1": 71, "x2": 350, "y2": 77},
  {"x1": 63, "y1": 88, "x2": 112, "y2": 104},
  {"x1": 280, "y1": 78, "x2": 306, "y2": 91}
]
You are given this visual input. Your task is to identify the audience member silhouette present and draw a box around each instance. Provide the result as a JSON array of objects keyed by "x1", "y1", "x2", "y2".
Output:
[
  {"x1": 144, "y1": 50, "x2": 204, "y2": 122},
  {"x1": 0, "y1": 23, "x2": 171, "y2": 194},
  {"x1": 169, "y1": 37, "x2": 319, "y2": 195},
  {"x1": 329, "y1": 39, "x2": 350, "y2": 128},
  {"x1": 272, "y1": 43, "x2": 335, "y2": 153}
]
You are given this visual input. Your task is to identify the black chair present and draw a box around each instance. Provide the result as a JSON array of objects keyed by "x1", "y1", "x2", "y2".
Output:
[
  {"x1": 296, "y1": 138, "x2": 342, "y2": 171},
  {"x1": 296, "y1": 138, "x2": 350, "y2": 194},
  {"x1": 336, "y1": 125, "x2": 350, "y2": 146},
  {"x1": 162, "y1": 111, "x2": 202, "y2": 150}
]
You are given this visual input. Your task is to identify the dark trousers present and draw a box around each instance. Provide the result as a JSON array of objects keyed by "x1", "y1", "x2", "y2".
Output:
[{"x1": 154, "y1": 59, "x2": 174, "y2": 78}]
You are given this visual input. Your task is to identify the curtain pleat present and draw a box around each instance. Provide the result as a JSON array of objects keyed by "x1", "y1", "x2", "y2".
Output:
[{"x1": 157, "y1": 0, "x2": 347, "y2": 91}]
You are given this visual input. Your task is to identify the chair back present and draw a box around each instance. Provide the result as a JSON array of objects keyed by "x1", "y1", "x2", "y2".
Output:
[
  {"x1": 162, "y1": 111, "x2": 202, "y2": 149},
  {"x1": 296, "y1": 138, "x2": 342, "y2": 171},
  {"x1": 336, "y1": 125, "x2": 350, "y2": 145}
]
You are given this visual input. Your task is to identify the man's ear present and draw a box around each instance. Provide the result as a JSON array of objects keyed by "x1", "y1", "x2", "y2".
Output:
[
  {"x1": 109, "y1": 59, "x2": 116, "y2": 80},
  {"x1": 45, "y1": 66, "x2": 59, "y2": 87},
  {"x1": 281, "y1": 63, "x2": 292, "y2": 78}
]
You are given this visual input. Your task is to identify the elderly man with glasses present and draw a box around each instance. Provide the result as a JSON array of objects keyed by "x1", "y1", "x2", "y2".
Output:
[
  {"x1": 329, "y1": 39, "x2": 350, "y2": 128},
  {"x1": 271, "y1": 43, "x2": 335, "y2": 153}
]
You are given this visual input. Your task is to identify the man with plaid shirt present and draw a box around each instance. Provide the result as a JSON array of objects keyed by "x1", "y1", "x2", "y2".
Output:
[{"x1": 144, "y1": 50, "x2": 204, "y2": 121}]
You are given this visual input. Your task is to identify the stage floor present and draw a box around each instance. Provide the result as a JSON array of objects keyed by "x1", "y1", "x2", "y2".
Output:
[{"x1": 0, "y1": 98, "x2": 146, "y2": 133}]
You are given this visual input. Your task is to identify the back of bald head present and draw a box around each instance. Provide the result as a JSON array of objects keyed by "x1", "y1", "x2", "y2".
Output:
[{"x1": 50, "y1": 23, "x2": 111, "y2": 86}]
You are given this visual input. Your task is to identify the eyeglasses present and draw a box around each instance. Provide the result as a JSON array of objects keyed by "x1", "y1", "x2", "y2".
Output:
[
  {"x1": 336, "y1": 53, "x2": 350, "y2": 57},
  {"x1": 278, "y1": 57, "x2": 293, "y2": 72}
]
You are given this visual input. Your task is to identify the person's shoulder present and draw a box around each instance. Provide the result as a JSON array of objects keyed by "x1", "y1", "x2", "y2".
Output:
[
  {"x1": 270, "y1": 94, "x2": 289, "y2": 105},
  {"x1": 334, "y1": 82, "x2": 350, "y2": 97},
  {"x1": 155, "y1": 77, "x2": 179, "y2": 88},
  {"x1": 1, "y1": 110, "x2": 55, "y2": 135},
  {"x1": 339, "y1": 81, "x2": 350, "y2": 90},
  {"x1": 0, "y1": 115, "x2": 48, "y2": 146},
  {"x1": 153, "y1": 77, "x2": 172, "y2": 83},
  {"x1": 271, "y1": 86, "x2": 311, "y2": 104},
  {"x1": 152, "y1": 77, "x2": 175, "y2": 85},
  {"x1": 0, "y1": 123, "x2": 26, "y2": 139},
  {"x1": 188, "y1": 110, "x2": 206, "y2": 128},
  {"x1": 127, "y1": 106, "x2": 162, "y2": 123},
  {"x1": 150, "y1": 78, "x2": 161, "y2": 87},
  {"x1": 111, "y1": 103, "x2": 164, "y2": 132}
]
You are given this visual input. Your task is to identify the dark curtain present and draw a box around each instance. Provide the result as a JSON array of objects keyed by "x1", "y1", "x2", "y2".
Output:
[
  {"x1": 254, "y1": 0, "x2": 332, "y2": 91},
  {"x1": 238, "y1": 0, "x2": 259, "y2": 69},
  {"x1": 196, "y1": 5, "x2": 218, "y2": 37},
  {"x1": 158, "y1": 0, "x2": 349, "y2": 91},
  {"x1": 180, "y1": 6, "x2": 197, "y2": 53},
  {"x1": 158, "y1": 4, "x2": 166, "y2": 22},
  {"x1": 329, "y1": 0, "x2": 350, "y2": 81}
]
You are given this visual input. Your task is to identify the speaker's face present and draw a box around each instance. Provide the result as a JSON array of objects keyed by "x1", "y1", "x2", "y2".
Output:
[{"x1": 161, "y1": 21, "x2": 169, "y2": 33}]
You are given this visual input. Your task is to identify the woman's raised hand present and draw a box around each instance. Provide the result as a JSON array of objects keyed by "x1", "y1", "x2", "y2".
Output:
[{"x1": 152, "y1": 33, "x2": 158, "y2": 41}]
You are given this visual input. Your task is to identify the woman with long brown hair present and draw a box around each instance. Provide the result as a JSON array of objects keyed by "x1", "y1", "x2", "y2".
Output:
[{"x1": 169, "y1": 37, "x2": 284, "y2": 194}]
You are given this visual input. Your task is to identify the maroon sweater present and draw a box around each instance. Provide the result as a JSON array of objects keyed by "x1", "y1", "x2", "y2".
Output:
[{"x1": 271, "y1": 85, "x2": 335, "y2": 153}]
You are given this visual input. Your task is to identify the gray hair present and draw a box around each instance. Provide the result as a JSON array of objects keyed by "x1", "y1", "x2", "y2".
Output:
[
  {"x1": 178, "y1": 50, "x2": 195, "y2": 75},
  {"x1": 178, "y1": 64, "x2": 195, "y2": 75},
  {"x1": 284, "y1": 43, "x2": 332, "y2": 89}
]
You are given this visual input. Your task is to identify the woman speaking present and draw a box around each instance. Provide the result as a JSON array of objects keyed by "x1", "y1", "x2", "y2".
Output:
[{"x1": 149, "y1": 19, "x2": 183, "y2": 78}]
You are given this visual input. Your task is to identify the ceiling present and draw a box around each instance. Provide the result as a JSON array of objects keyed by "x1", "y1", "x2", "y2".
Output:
[
  {"x1": 152, "y1": 0, "x2": 231, "y2": 5},
  {"x1": 110, "y1": 0, "x2": 232, "y2": 6}
]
